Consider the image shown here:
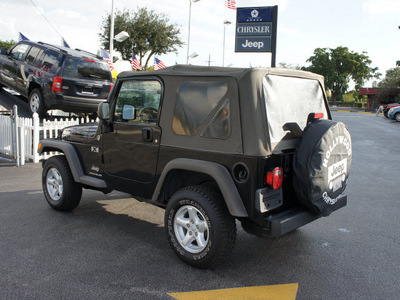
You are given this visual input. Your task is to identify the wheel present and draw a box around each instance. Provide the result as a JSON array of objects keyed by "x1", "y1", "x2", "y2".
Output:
[
  {"x1": 395, "y1": 113, "x2": 400, "y2": 122},
  {"x1": 165, "y1": 186, "x2": 236, "y2": 268},
  {"x1": 293, "y1": 120, "x2": 352, "y2": 216},
  {"x1": 42, "y1": 155, "x2": 82, "y2": 211},
  {"x1": 29, "y1": 88, "x2": 46, "y2": 118}
]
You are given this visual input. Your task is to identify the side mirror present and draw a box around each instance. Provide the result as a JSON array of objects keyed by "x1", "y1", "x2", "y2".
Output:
[
  {"x1": 1, "y1": 48, "x2": 7, "y2": 55},
  {"x1": 98, "y1": 102, "x2": 110, "y2": 120},
  {"x1": 122, "y1": 105, "x2": 136, "y2": 120}
]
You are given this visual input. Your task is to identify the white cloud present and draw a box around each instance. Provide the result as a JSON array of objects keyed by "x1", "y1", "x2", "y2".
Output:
[{"x1": 362, "y1": 0, "x2": 400, "y2": 14}]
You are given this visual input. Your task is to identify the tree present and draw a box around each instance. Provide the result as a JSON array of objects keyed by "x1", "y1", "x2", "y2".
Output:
[
  {"x1": 377, "y1": 67, "x2": 400, "y2": 103},
  {"x1": 302, "y1": 47, "x2": 379, "y2": 103},
  {"x1": 99, "y1": 7, "x2": 183, "y2": 70},
  {"x1": 0, "y1": 39, "x2": 16, "y2": 50}
]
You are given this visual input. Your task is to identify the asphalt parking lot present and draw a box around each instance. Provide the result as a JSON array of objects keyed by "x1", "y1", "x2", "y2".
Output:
[{"x1": 0, "y1": 111, "x2": 399, "y2": 299}]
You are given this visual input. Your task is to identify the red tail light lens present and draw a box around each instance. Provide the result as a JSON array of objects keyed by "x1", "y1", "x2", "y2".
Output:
[
  {"x1": 314, "y1": 113, "x2": 324, "y2": 119},
  {"x1": 110, "y1": 83, "x2": 113, "y2": 92},
  {"x1": 52, "y1": 76, "x2": 63, "y2": 92},
  {"x1": 307, "y1": 112, "x2": 324, "y2": 124},
  {"x1": 265, "y1": 167, "x2": 283, "y2": 190}
]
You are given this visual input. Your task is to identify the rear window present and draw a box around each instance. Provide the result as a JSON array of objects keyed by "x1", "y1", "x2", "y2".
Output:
[
  {"x1": 263, "y1": 75, "x2": 328, "y2": 144},
  {"x1": 62, "y1": 58, "x2": 111, "y2": 81}
]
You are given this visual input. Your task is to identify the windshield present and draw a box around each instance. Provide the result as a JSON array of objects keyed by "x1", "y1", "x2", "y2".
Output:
[
  {"x1": 263, "y1": 75, "x2": 328, "y2": 146},
  {"x1": 62, "y1": 57, "x2": 111, "y2": 81}
]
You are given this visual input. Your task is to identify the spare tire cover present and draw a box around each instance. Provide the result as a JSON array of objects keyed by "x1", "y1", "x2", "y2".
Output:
[{"x1": 293, "y1": 119, "x2": 352, "y2": 216}]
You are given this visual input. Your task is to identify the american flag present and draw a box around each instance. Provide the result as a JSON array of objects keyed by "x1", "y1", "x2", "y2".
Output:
[
  {"x1": 100, "y1": 48, "x2": 114, "y2": 71},
  {"x1": 225, "y1": 0, "x2": 236, "y2": 10},
  {"x1": 154, "y1": 57, "x2": 166, "y2": 70},
  {"x1": 131, "y1": 53, "x2": 141, "y2": 70},
  {"x1": 18, "y1": 32, "x2": 29, "y2": 41}
]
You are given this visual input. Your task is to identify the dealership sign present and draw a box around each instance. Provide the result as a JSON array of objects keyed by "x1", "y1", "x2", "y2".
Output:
[{"x1": 235, "y1": 6, "x2": 278, "y2": 65}]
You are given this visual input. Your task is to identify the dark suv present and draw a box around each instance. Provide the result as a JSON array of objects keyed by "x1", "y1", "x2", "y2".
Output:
[
  {"x1": 38, "y1": 66, "x2": 352, "y2": 268},
  {"x1": 0, "y1": 40, "x2": 112, "y2": 118}
]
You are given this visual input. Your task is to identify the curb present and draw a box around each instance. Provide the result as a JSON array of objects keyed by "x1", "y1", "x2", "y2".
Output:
[{"x1": 330, "y1": 107, "x2": 375, "y2": 114}]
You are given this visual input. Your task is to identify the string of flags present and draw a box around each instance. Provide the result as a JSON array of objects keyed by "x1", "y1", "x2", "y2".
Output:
[
  {"x1": 18, "y1": 32, "x2": 167, "y2": 72},
  {"x1": 130, "y1": 54, "x2": 167, "y2": 71},
  {"x1": 18, "y1": 32, "x2": 70, "y2": 48},
  {"x1": 18, "y1": 1, "x2": 233, "y2": 72}
]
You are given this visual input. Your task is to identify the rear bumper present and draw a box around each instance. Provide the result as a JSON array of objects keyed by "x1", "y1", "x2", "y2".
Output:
[
  {"x1": 57, "y1": 96, "x2": 106, "y2": 113},
  {"x1": 269, "y1": 195, "x2": 347, "y2": 237},
  {"x1": 48, "y1": 94, "x2": 106, "y2": 113},
  {"x1": 243, "y1": 195, "x2": 347, "y2": 238}
]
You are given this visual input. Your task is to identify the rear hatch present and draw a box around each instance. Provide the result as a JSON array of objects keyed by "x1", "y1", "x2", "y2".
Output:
[{"x1": 60, "y1": 57, "x2": 112, "y2": 99}]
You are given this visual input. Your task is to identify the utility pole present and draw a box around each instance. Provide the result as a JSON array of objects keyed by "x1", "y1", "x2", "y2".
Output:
[{"x1": 206, "y1": 55, "x2": 213, "y2": 66}]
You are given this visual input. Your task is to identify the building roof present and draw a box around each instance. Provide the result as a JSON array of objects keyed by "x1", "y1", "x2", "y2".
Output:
[{"x1": 359, "y1": 87, "x2": 400, "y2": 96}]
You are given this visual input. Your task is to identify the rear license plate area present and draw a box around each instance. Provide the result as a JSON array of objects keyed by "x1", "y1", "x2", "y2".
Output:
[{"x1": 81, "y1": 86, "x2": 94, "y2": 94}]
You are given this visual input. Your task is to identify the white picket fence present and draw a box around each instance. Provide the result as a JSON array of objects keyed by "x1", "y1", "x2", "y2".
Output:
[{"x1": 0, "y1": 106, "x2": 96, "y2": 166}]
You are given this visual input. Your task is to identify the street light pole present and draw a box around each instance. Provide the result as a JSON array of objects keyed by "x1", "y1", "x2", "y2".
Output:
[
  {"x1": 186, "y1": 0, "x2": 200, "y2": 64},
  {"x1": 222, "y1": 20, "x2": 231, "y2": 67},
  {"x1": 110, "y1": 0, "x2": 115, "y2": 60}
]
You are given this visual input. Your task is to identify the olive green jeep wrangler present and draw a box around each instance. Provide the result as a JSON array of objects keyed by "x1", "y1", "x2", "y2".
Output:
[{"x1": 39, "y1": 66, "x2": 352, "y2": 268}]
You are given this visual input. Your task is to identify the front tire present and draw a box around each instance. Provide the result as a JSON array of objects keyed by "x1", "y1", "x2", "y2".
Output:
[
  {"x1": 29, "y1": 88, "x2": 46, "y2": 118},
  {"x1": 395, "y1": 113, "x2": 400, "y2": 122},
  {"x1": 42, "y1": 155, "x2": 82, "y2": 211},
  {"x1": 165, "y1": 186, "x2": 236, "y2": 268}
]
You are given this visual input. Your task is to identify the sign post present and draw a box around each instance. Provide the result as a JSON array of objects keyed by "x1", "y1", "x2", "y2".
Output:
[{"x1": 235, "y1": 6, "x2": 278, "y2": 67}]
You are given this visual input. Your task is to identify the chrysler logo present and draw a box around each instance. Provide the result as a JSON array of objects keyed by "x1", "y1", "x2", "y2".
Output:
[{"x1": 251, "y1": 10, "x2": 259, "y2": 18}]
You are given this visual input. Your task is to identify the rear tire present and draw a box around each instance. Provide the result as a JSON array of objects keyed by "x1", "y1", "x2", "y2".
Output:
[
  {"x1": 395, "y1": 113, "x2": 400, "y2": 122},
  {"x1": 29, "y1": 88, "x2": 46, "y2": 118},
  {"x1": 165, "y1": 185, "x2": 236, "y2": 268},
  {"x1": 42, "y1": 155, "x2": 82, "y2": 211}
]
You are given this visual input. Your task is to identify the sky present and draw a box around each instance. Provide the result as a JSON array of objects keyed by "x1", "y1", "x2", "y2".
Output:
[{"x1": 1, "y1": 0, "x2": 400, "y2": 86}]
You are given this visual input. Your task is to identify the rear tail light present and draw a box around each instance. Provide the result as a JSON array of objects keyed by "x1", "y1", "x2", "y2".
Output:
[
  {"x1": 110, "y1": 83, "x2": 113, "y2": 92},
  {"x1": 314, "y1": 113, "x2": 324, "y2": 119},
  {"x1": 307, "y1": 112, "x2": 324, "y2": 124},
  {"x1": 52, "y1": 76, "x2": 63, "y2": 92},
  {"x1": 265, "y1": 167, "x2": 283, "y2": 190}
]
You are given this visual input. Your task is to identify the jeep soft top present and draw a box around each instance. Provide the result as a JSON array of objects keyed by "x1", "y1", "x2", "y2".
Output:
[{"x1": 38, "y1": 65, "x2": 352, "y2": 268}]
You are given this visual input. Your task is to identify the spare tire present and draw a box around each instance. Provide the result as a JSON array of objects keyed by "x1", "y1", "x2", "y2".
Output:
[{"x1": 293, "y1": 119, "x2": 352, "y2": 216}]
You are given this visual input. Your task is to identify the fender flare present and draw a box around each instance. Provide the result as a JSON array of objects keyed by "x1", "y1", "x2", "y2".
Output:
[
  {"x1": 152, "y1": 158, "x2": 248, "y2": 217},
  {"x1": 39, "y1": 139, "x2": 107, "y2": 189}
]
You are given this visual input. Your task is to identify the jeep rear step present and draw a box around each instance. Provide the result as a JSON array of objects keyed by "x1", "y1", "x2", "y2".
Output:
[
  {"x1": 269, "y1": 195, "x2": 347, "y2": 237},
  {"x1": 243, "y1": 195, "x2": 347, "y2": 238}
]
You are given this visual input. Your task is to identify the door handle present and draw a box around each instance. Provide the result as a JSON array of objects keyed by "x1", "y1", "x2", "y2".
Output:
[{"x1": 142, "y1": 127, "x2": 153, "y2": 142}]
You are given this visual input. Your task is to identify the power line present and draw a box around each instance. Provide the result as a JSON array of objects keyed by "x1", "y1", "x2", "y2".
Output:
[{"x1": 28, "y1": 0, "x2": 63, "y2": 39}]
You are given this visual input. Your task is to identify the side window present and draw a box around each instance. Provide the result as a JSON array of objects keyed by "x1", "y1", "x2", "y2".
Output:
[
  {"x1": 10, "y1": 44, "x2": 29, "y2": 60},
  {"x1": 114, "y1": 80, "x2": 162, "y2": 124},
  {"x1": 172, "y1": 80, "x2": 231, "y2": 139},
  {"x1": 39, "y1": 50, "x2": 59, "y2": 72},
  {"x1": 25, "y1": 47, "x2": 43, "y2": 66}
]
